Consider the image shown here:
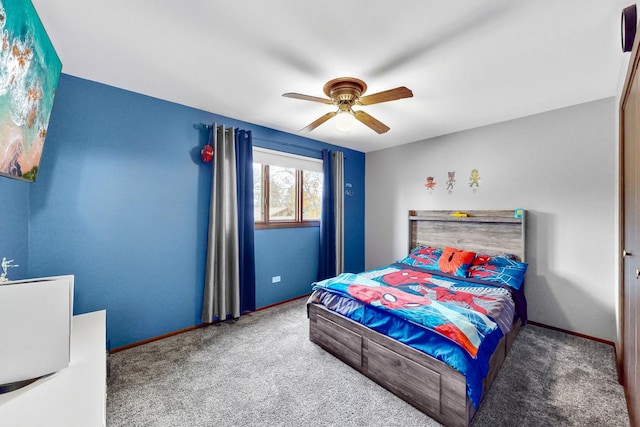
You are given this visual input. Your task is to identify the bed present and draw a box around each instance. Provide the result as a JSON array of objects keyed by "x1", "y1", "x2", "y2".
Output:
[{"x1": 307, "y1": 210, "x2": 527, "y2": 427}]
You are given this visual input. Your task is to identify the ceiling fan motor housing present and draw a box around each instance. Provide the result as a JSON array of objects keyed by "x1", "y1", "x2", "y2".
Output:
[{"x1": 323, "y1": 77, "x2": 367, "y2": 106}]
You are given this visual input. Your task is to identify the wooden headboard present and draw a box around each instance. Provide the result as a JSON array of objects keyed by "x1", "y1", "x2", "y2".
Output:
[{"x1": 409, "y1": 210, "x2": 526, "y2": 261}]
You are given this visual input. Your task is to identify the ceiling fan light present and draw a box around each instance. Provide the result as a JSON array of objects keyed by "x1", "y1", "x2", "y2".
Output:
[{"x1": 335, "y1": 110, "x2": 355, "y2": 132}]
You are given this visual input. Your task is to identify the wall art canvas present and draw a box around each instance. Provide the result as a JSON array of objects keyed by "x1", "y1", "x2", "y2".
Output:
[{"x1": 0, "y1": 0, "x2": 61, "y2": 182}]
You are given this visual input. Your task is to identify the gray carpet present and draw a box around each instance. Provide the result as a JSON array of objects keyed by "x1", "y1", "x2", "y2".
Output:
[{"x1": 107, "y1": 298, "x2": 629, "y2": 427}]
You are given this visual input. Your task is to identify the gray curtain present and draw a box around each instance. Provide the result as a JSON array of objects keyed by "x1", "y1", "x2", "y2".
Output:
[
  {"x1": 201, "y1": 124, "x2": 240, "y2": 323},
  {"x1": 333, "y1": 151, "x2": 345, "y2": 275}
]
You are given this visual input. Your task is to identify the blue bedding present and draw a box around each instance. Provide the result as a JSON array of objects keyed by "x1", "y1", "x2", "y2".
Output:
[{"x1": 309, "y1": 263, "x2": 526, "y2": 408}]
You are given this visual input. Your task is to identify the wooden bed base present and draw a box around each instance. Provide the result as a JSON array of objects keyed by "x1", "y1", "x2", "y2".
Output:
[
  {"x1": 308, "y1": 303, "x2": 520, "y2": 427},
  {"x1": 308, "y1": 210, "x2": 526, "y2": 427}
]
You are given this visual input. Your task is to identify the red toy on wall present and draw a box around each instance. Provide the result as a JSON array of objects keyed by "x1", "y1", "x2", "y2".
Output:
[{"x1": 201, "y1": 145, "x2": 213, "y2": 163}]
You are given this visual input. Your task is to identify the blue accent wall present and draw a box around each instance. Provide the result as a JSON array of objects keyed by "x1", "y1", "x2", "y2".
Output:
[
  {"x1": 25, "y1": 74, "x2": 365, "y2": 349},
  {"x1": 0, "y1": 178, "x2": 29, "y2": 280},
  {"x1": 255, "y1": 227, "x2": 319, "y2": 308},
  {"x1": 342, "y1": 151, "x2": 365, "y2": 273}
]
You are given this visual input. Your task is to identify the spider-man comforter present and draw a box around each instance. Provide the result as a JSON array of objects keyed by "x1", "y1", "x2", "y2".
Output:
[{"x1": 309, "y1": 263, "x2": 526, "y2": 408}]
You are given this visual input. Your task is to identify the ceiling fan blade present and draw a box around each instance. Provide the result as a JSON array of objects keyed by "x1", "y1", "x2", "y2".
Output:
[
  {"x1": 354, "y1": 110, "x2": 390, "y2": 134},
  {"x1": 358, "y1": 86, "x2": 413, "y2": 105},
  {"x1": 283, "y1": 92, "x2": 333, "y2": 104},
  {"x1": 300, "y1": 111, "x2": 337, "y2": 132}
]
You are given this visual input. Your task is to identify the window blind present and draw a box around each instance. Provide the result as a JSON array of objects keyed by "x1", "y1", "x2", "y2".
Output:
[{"x1": 253, "y1": 147, "x2": 322, "y2": 173}]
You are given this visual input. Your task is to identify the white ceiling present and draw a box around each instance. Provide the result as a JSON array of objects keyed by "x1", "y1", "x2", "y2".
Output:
[{"x1": 31, "y1": 0, "x2": 629, "y2": 153}]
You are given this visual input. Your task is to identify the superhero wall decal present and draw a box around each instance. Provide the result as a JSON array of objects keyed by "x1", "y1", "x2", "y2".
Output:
[
  {"x1": 424, "y1": 169, "x2": 481, "y2": 195},
  {"x1": 424, "y1": 176, "x2": 436, "y2": 193},
  {"x1": 446, "y1": 171, "x2": 456, "y2": 194},
  {"x1": 469, "y1": 168, "x2": 480, "y2": 192}
]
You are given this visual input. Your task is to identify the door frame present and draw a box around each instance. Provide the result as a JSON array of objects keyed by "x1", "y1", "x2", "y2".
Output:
[{"x1": 618, "y1": 17, "x2": 640, "y2": 426}]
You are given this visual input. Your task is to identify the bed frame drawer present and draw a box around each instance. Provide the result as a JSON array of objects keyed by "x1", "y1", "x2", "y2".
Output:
[
  {"x1": 313, "y1": 313, "x2": 363, "y2": 368},
  {"x1": 367, "y1": 340, "x2": 441, "y2": 415}
]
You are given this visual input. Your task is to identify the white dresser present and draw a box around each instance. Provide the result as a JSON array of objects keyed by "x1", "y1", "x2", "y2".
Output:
[{"x1": 0, "y1": 310, "x2": 107, "y2": 427}]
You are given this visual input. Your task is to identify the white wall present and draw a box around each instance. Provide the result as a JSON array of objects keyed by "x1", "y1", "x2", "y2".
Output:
[{"x1": 365, "y1": 97, "x2": 617, "y2": 341}]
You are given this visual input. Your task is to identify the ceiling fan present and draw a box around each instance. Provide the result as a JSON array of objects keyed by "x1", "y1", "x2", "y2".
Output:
[{"x1": 282, "y1": 77, "x2": 413, "y2": 134}]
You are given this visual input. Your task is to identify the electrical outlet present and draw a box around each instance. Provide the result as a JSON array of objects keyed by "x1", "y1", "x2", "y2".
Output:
[{"x1": 272, "y1": 276, "x2": 281, "y2": 283}]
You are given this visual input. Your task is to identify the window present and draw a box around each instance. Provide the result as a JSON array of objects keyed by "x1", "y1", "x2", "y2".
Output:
[{"x1": 253, "y1": 147, "x2": 323, "y2": 229}]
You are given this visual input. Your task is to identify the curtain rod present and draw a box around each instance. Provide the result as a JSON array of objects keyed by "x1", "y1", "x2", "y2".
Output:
[
  {"x1": 198, "y1": 124, "x2": 345, "y2": 158},
  {"x1": 200, "y1": 123, "x2": 231, "y2": 133}
]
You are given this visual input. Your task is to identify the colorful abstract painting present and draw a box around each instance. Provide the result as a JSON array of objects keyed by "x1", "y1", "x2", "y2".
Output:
[{"x1": 0, "y1": 0, "x2": 61, "y2": 182}]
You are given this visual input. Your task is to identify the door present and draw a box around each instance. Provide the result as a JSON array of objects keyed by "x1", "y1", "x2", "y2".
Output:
[{"x1": 622, "y1": 45, "x2": 640, "y2": 427}]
